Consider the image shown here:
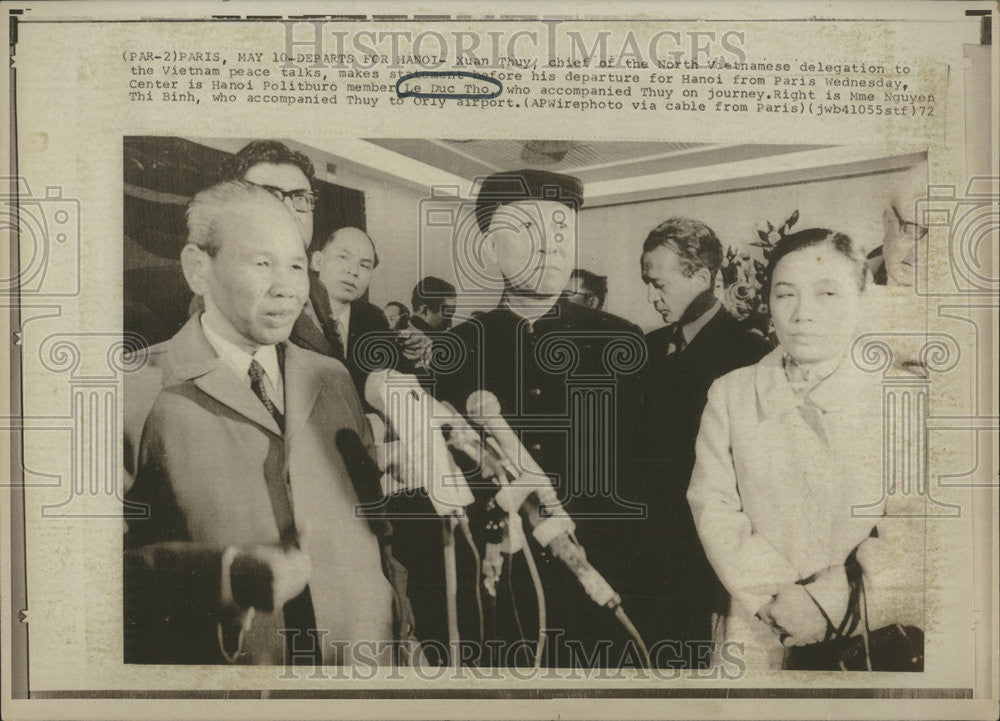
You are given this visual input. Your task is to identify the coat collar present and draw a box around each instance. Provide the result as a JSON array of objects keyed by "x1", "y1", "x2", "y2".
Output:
[
  {"x1": 282, "y1": 341, "x2": 324, "y2": 442},
  {"x1": 754, "y1": 345, "x2": 878, "y2": 421},
  {"x1": 292, "y1": 275, "x2": 338, "y2": 356},
  {"x1": 292, "y1": 304, "x2": 335, "y2": 356},
  {"x1": 162, "y1": 314, "x2": 321, "y2": 438},
  {"x1": 493, "y1": 295, "x2": 579, "y2": 331},
  {"x1": 680, "y1": 303, "x2": 729, "y2": 354}
]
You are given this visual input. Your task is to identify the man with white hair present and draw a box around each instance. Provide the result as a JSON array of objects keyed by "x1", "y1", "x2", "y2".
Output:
[{"x1": 124, "y1": 181, "x2": 415, "y2": 666}]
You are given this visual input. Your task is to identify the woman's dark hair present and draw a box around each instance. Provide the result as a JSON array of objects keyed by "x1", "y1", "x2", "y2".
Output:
[{"x1": 764, "y1": 227, "x2": 866, "y2": 298}]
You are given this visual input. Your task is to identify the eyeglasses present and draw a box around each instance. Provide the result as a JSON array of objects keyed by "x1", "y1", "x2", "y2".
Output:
[
  {"x1": 256, "y1": 184, "x2": 316, "y2": 213},
  {"x1": 892, "y1": 205, "x2": 928, "y2": 241}
]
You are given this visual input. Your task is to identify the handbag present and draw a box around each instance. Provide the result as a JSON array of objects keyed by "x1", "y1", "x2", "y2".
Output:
[{"x1": 784, "y1": 543, "x2": 924, "y2": 672}]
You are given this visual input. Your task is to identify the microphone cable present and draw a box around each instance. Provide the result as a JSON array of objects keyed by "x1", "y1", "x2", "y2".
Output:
[
  {"x1": 457, "y1": 516, "x2": 485, "y2": 648},
  {"x1": 614, "y1": 605, "x2": 652, "y2": 669},
  {"x1": 441, "y1": 517, "x2": 460, "y2": 668},
  {"x1": 515, "y1": 513, "x2": 547, "y2": 670},
  {"x1": 505, "y1": 553, "x2": 530, "y2": 666}
]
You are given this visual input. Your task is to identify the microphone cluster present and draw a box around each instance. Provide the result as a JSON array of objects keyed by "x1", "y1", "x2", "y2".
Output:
[{"x1": 363, "y1": 370, "x2": 623, "y2": 611}]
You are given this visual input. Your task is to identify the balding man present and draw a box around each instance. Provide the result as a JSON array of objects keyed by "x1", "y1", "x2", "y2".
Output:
[
  {"x1": 124, "y1": 182, "x2": 415, "y2": 666},
  {"x1": 868, "y1": 178, "x2": 929, "y2": 287},
  {"x1": 308, "y1": 226, "x2": 392, "y2": 398}
]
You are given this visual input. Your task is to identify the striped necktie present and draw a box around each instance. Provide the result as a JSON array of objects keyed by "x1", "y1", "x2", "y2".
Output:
[{"x1": 248, "y1": 358, "x2": 284, "y2": 431}]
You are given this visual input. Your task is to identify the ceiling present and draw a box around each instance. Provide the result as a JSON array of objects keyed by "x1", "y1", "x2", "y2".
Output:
[
  {"x1": 290, "y1": 137, "x2": 927, "y2": 208},
  {"x1": 364, "y1": 138, "x2": 831, "y2": 186}
]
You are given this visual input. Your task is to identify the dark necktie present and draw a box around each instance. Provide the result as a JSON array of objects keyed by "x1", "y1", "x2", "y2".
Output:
[
  {"x1": 248, "y1": 358, "x2": 284, "y2": 431},
  {"x1": 320, "y1": 314, "x2": 346, "y2": 361},
  {"x1": 666, "y1": 324, "x2": 687, "y2": 356}
]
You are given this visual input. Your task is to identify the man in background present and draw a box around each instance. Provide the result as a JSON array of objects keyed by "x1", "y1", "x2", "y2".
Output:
[
  {"x1": 563, "y1": 268, "x2": 608, "y2": 311},
  {"x1": 310, "y1": 226, "x2": 392, "y2": 397},
  {"x1": 395, "y1": 276, "x2": 457, "y2": 374},
  {"x1": 409, "y1": 276, "x2": 457, "y2": 333},
  {"x1": 221, "y1": 140, "x2": 317, "y2": 246},
  {"x1": 384, "y1": 301, "x2": 411, "y2": 332},
  {"x1": 627, "y1": 217, "x2": 770, "y2": 667},
  {"x1": 867, "y1": 181, "x2": 929, "y2": 287},
  {"x1": 124, "y1": 181, "x2": 413, "y2": 665}
]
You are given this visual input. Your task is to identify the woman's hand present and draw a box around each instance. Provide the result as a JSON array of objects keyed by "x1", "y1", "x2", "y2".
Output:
[{"x1": 759, "y1": 586, "x2": 829, "y2": 646}]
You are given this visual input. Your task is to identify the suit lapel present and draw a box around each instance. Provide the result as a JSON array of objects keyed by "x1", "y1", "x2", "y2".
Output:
[
  {"x1": 679, "y1": 306, "x2": 727, "y2": 357},
  {"x1": 194, "y1": 366, "x2": 283, "y2": 436},
  {"x1": 282, "y1": 343, "x2": 323, "y2": 444},
  {"x1": 292, "y1": 306, "x2": 335, "y2": 356},
  {"x1": 753, "y1": 348, "x2": 801, "y2": 422},
  {"x1": 166, "y1": 314, "x2": 283, "y2": 436}
]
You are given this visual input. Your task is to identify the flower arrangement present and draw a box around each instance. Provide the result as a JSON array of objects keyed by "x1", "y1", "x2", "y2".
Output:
[{"x1": 718, "y1": 209, "x2": 800, "y2": 338}]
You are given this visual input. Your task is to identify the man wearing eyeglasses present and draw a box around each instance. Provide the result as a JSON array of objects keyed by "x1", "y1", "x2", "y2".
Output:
[
  {"x1": 224, "y1": 140, "x2": 317, "y2": 244},
  {"x1": 859, "y1": 177, "x2": 932, "y2": 376},
  {"x1": 205, "y1": 141, "x2": 391, "y2": 382},
  {"x1": 124, "y1": 182, "x2": 417, "y2": 666},
  {"x1": 868, "y1": 183, "x2": 929, "y2": 287}
]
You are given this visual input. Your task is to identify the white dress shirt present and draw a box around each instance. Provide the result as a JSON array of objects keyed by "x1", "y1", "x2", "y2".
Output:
[
  {"x1": 333, "y1": 303, "x2": 351, "y2": 347},
  {"x1": 201, "y1": 314, "x2": 284, "y2": 413}
]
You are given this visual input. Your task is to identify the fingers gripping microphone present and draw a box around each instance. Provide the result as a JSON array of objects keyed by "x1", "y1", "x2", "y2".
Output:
[
  {"x1": 365, "y1": 370, "x2": 474, "y2": 517},
  {"x1": 465, "y1": 390, "x2": 622, "y2": 610}
]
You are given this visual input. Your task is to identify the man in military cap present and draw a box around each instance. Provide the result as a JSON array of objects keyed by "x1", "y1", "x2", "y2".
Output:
[{"x1": 397, "y1": 169, "x2": 646, "y2": 668}]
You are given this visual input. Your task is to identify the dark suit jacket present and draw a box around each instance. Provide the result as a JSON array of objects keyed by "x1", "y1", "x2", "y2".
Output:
[
  {"x1": 344, "y1": 300, "x2": 392, "y2": 395},
  {"x1": 124, "y1": 314, "x2": 414, "y2": 664},
  {"x1": 292, "y1": 280, "x2": 392, "y2": 402},
  {"x1": 624, "y1": 306, "x2": 771, "y2": 648}
]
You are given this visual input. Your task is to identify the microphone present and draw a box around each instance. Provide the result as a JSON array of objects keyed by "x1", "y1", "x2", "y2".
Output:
[
  {"x1": 364, "y1": 370, "x2": 474, "y2": 517},
  {"x1": 465, "y1": 391, "x2": 565, "y2": 527},
  {"x1": 466, "y1": 390, "x2": 621, "y2": 609},
  {"x1": 437, "y1": 401, "x2": 511, "y2": 483}
]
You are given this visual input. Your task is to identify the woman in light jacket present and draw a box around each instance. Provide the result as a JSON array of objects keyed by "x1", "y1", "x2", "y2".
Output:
[{"x1": 687, "y1": 228, "x2": 924, "y2": 670}]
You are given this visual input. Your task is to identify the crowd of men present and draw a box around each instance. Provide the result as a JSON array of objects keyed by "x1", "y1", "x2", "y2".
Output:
[{"x1": 123, "y1": 140, "x2": 928, "y2": 669}]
